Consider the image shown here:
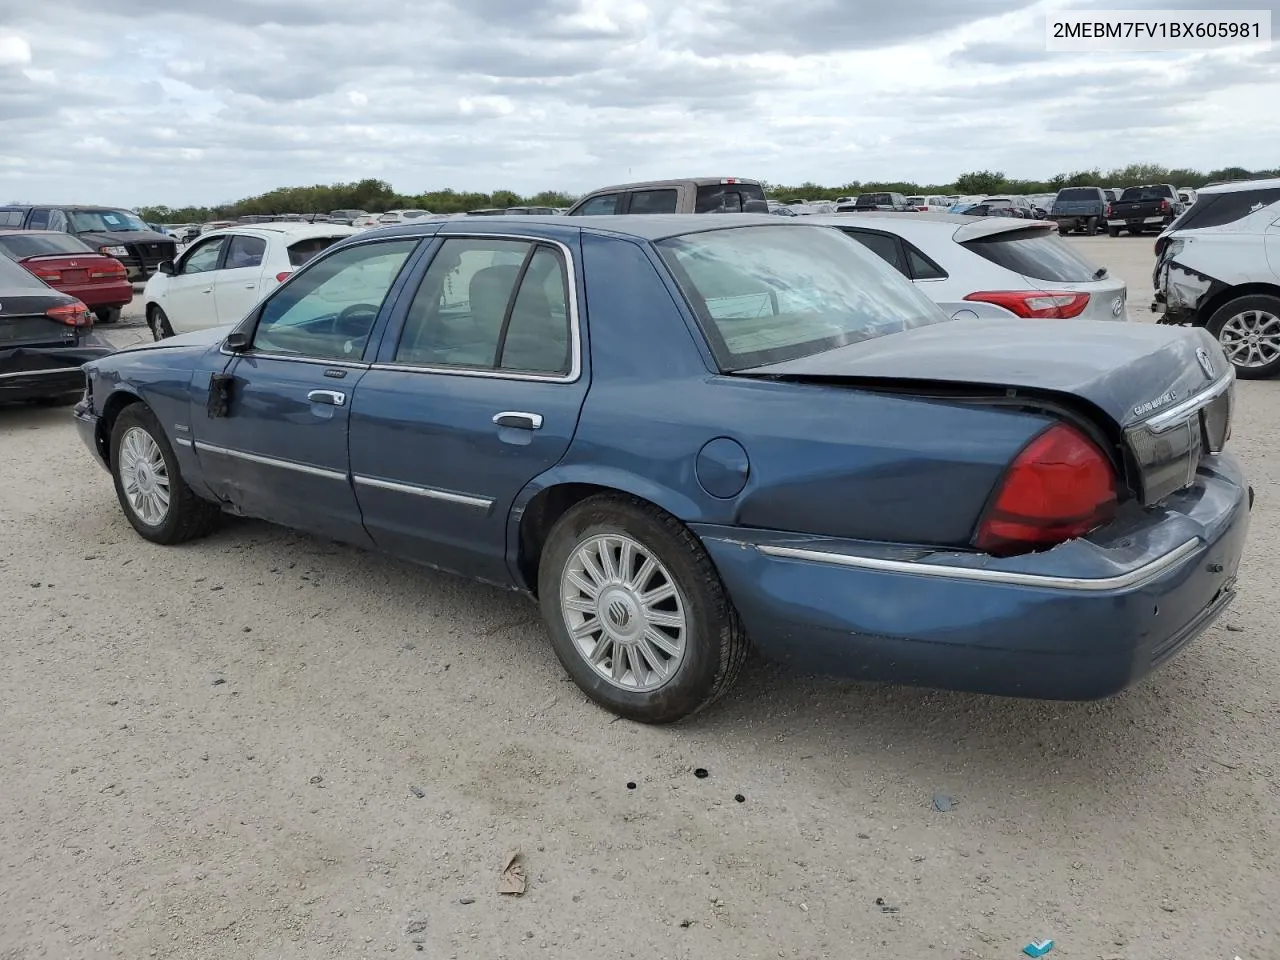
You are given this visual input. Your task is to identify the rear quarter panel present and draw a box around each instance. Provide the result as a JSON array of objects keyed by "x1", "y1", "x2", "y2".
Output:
[{"x1": 528, "y1": 231, "x2": 1053, "y2": 548}]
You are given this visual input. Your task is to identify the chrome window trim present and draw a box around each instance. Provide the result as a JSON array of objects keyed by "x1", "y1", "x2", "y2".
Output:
[
  {"x1": 192, "y1": 440, "x2": 348, "y2": 481},
  {"x1": 217, "y1": 349, "x2": 370, "y2": 369},
  {"x1": 383, "y1": 232, "x2": 583, "y2": 384},
  {"x1": 353, "y1": 474, "x2": 493, "y2": 509},
  {"x1": 1144, "y1": 370, "x2": 1233, "y2": 433},
  {"x1": 756, "y1": 538, "x2": 1201, "y2": 592}
]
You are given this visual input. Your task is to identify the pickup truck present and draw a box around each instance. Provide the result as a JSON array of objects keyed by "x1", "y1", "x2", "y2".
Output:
[
  {"x1": 1106, "y1": 184, "x2": 1183, "y2": 236},
  {"x1": 837, "y1": 192, "x2": 913, "y2": 212},
  {"x1": 564, "y1": 177, "x2": 768, "y2": 215},
  {"x1": 1048, "y1": 186, "x2": 1107, "y2": 235},
  {"x1": 0, "y1": 204, "x2": 176, "y2": 284}
]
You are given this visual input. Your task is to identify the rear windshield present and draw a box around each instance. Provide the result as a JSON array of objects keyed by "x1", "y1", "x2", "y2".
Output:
[
  {"x1": 855, "y1": 194, "x2": 893, "y2": 206},
  {"x1": 655, "y1": 224, "x2": 947, "y2": 371},
  {"x1": 964, "y1": 228, "x2": 1101, "y2": 282},
  {"x1": 1167, "y1": 188, "x2": 1280, "y2": 231},
  {"x1": 694, "y1": 182, "x2": 767, "y2": 213},
  {"x1": 1119, "y1": 186, "x2": 1172, "y2": 202},
  {"x1": 1056, "y1": 187, "x2": 1100, "y2": 201},
  {"x1": 288, "y1": 236, "x2": 347, "y2": 267},
  {"x1": 906, "y1": 197, "x2": 924, "y2": 205},
  {"x1": 68, "y1": 209, "x2": 148, "y2": 233},
  {"x1": 0, "y1": 233, "x2": 94, "y2": 258}
]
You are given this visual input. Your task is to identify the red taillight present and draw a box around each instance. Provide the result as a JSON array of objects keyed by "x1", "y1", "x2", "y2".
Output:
[
  {"x1": 31, "y1": 264, "x2": 62, "y2": 282},
  {"x1": 275, "y1": 271, "x2": 292, "y2": 282},
  {"x1": 963, "y1": 290, "x2": 1091, "y2": 319},
  {"x1": 1159, "y1": 198, "x2": 1169, "y2": 212},
  {"x1": 916, "y1": 205, "x2": 928, "y2": 211},
  {"x1": 89, "y1": 259, "x2": 127, "y2": 280},
  {"x1": 1105, "y1": 203, "x2": 1112, "y2": 218},
  {"x1": 46, "y1": 301, "x2": 92, "y2": 327},
  {"x1": 975, "y1": 423, "x2": 1118, "y2": 556}
]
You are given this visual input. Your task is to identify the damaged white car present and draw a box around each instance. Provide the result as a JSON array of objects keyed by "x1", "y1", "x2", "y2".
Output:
[{"x1": 1153, "y1": 177, "x2": 1280, "y2": 378}]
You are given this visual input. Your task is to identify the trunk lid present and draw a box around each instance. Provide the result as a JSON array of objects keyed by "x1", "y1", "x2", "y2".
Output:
[
  {"x1": 0, "y1": 294, "x2": 81, "y2": 348},
  {"x1": 20, "y1": 253, "x2": 124, "y2": 287}
]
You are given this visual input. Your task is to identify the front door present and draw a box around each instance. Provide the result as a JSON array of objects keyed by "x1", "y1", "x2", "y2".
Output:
[
  {"x1": 189, "y1": 237, "x2": 422, "y2": 545},
  {"x1": 164, "y1": 235, "x2": 228, "y2": 334},
  {"x1": 349, "y1": 234, "x2": 589, "y2": 585}
]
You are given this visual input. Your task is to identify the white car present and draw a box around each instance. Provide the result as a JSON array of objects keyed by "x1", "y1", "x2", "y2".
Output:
[
  {"x1": 811, "y1": 212, "x2": 1128, "y2": 323},
  {"x1": 1154, "y1": 176, "x2": 1280, "y2": 377},
  {"x1": 377, "y1": 209, "x2": 433, "y2": 225},
  {"x1": 144, "y1": 222, "x2": 359, "y2": 339},
  {"x1": 906, "y1": 195, "x2": 950, "y2": 212}
]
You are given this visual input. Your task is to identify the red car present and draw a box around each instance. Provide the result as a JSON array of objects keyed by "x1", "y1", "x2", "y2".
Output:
[{"x1": 0, "y1": 230, "x2": 132, "y2": 324}]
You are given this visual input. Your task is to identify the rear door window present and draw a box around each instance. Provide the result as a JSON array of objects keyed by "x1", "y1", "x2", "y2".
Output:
[
  {"x1": 1167, "y1": 188, "x2": 1280, "y2": 231},
  {"x1": 694, "y1": 183, "x2": 765, "y2": 213},
  {"x1": 626, "y1": 189, "x2": 678, "y2": 214},
  {"x1": 843, "y1": 230, "x2": 907, "y2": 276},
  {"x1": 571, "y1": 194, "x2": 620, "y2": 216},
  {"x1": 225, "y1": 235, "x2": 267, "y2": 269},
  {"x1": 964, "y1": 228, "x2": 1099, "y2": 282},
  {"x1": 904, "y1": 243, "x2": 947, "y2": 280},
  {"x1": 288, "y1": 236, "x2": 347, "y2": 267},
  {"x1": 27, "y1": 208, "x2": 52, "y2": 229}
]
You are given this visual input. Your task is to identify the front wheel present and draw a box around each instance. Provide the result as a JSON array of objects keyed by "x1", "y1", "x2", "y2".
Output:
[
  {"x1": 1207, "y1": 294, "x2": 1280, "y2": 379},
  {"x1": 538, "y1": 495, "x2": 749, "y2": 724},
  {"x1": 110, "y1": 404, "x2": 222, "y2": 543}
]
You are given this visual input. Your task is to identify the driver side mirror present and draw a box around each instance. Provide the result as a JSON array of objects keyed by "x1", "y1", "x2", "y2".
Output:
[
  {"x1": 157, "y1": 260, "x2": 175, "y2": 276},
  {"x1": 224, "y1": 331, "x2": 251, "y2": 352}
]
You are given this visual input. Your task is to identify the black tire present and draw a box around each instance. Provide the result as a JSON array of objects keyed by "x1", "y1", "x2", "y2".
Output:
[
  {"x1": 1107, "y1": 226, "x2": 1121, "y2": 238},
  {"x1": 94, "y1": 307, "x2": 120, "y2": 325},
  {"x1": 1206, "y1": 294, "x2": 1280, "y2": 380},
  {"x1": 110, "y1": 404, "x2": 221, "y2": 544},
  {"x1": 1086, "y1": 216, "x2": 1100, "y2": 236},
  {"x1": 1057, "y1": 224, "x2": 1068, "y2": 236},
  {"x1": 1127, "y1": 226, "x2": 1142, "y2": 236},
  {"x1": 537, "y1": 494, "x2": 749, "y2": 724},
  {"x1": 146, "y1": 304, "x2": 175, "y2": 341}
]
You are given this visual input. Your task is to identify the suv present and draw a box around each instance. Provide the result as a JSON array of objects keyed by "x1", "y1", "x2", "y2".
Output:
[
  {"x1": 1048, "y1": 186, "x2": 1108, "y2": 235},
  {"x1": 0, "y1": 205, "x2": 176, "y2": 282},
  {"x1": 1152, "y1": 177, "x2": 1280, "y2": 378},
  {"x1": 564, "y1": 178, "x2": 768, "y2": 216},
  {"x1": 837, "y1": 193, "x2": 912, "y2": 212}
]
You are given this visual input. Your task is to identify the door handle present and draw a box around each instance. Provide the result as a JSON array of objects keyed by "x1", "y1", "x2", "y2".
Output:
[
  {"x1": 308, "y1": 390, "x2": 346, "y2": 406},
  {"x1": 201, "y1": 288, "x2": 212, "y2": 294},
  {"x1": 244, "y1": 283, "x2": 256, "y2": 289},
  {"x1": 493, "y1": 411, "x2": 543, "y2": 430}
]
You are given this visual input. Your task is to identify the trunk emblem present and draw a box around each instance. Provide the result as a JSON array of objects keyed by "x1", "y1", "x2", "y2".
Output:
[
  {"x1": 1134, "y1": 391, "x2": 1177, "y2": 418},
  {"x1": 1196, "y1": 347, "x2": 1215, "y2": 379}
]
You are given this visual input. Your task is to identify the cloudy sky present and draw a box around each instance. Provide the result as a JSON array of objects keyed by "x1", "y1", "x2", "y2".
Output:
[{"x1": 1, "y1": 0, "x2": 1277, "y2": 207}]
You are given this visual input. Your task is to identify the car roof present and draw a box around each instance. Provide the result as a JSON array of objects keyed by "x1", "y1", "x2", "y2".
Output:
[
  {"x1": 579, "y1": 177, "x2": 763, "y2": 195},
  {"x1": 360, "y1": 213, "x2": 815, "y2": 243},
  {"x1": 805, "y1": 211, "x2": 1055, "y2": 242},
  {"x1": 1196, "y1": 177, "x2": 1280, "y2": 195},
  {"x1": 200, "y1": 222, "x2": 360, "y2": 239},
  {"x1": 0, "y1": 229, "x2": 72, "y2": 237}
]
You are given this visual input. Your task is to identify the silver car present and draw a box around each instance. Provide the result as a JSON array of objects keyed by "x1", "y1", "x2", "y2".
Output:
[{"x1": 809, "y1": 212, "x2": 1128, "y2": 323}]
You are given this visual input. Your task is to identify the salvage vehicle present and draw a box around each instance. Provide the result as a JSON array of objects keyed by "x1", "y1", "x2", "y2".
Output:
[
  {"x1": 1048, "y1": 186, "x2": 1108, "y2": 235},
  {"x1": 813, "y1": 213, "x2": 1127, "y2": 322},
  {"x1": 0, "y1": 204, "x2": 176, "y2": 286},
  {"x1": 144, "y1": 222, "x2": 358, "y2": 340},
  {"x1": 0, "y1": 253, "x2": 111, "y2": 404},
  {"x1": 1107, "y1": 184, "x2": 1183, "y2": 236},
  {"x1": 75, "y1": 216, "x2": 1250, "y2": 723},
  {"x1": 1152, "y1": 177, "x2": 1280, "y2": 378},
  {"x1": 0, "y1": 230, "x2": 133, "y2": 324},
  {"x1": 565, "y1": 178, "x2": 768, "y2": 216}
]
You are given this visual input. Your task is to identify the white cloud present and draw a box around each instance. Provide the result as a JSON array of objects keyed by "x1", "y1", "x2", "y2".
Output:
[{"x1": 0, "y1": 0, "x2": 1276, "y2": 208}]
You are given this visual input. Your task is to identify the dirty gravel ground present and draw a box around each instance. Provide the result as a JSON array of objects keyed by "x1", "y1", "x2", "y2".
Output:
[{"x1": 1, "y1": 237, "x2": 1276, "y2": 960}]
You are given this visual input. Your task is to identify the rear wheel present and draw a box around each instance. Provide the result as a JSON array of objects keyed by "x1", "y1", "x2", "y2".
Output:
[
  {"x1": 537, "y1": 495, "x2": 749, "y2": 724},
  {"x1": 110, "y1": 404, "x2": 221, "y2": 543},
  {"x1": 94, "y1": 307, "x2": 120, "y2": 325},
  {"x1": 1086, "y1": 216, "x2": 1101, "y2": 236},
  {"x1": 146, "y1": 304, "x2": 175, "y2": 341},
  {"x1": 1207, "y1": 294, "x2": 1280, "y2": 379},
  {"x1": 1107, "y1": 226, "x2": 1121, "y2": 238}
]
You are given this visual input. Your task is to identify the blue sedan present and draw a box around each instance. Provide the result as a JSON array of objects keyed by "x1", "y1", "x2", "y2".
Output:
[{"x1": 74, "y1": 215, "x2": 1251, "y2": 723}]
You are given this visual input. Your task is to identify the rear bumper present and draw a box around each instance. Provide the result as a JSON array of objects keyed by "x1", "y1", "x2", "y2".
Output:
[
  {"x1": 59, "y1": 279, "x2": 133, "y2": 309},
  {"x1": 696, "y1": 454, "x2": 1251, "y2": 700},
  {"x1": 0, "y1": 345, "x2": 110, "y2": 400}
]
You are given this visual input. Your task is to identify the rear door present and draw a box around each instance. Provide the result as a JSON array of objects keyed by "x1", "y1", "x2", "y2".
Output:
[
  {"x1": 212, "y1": 233, "x2": 269, "y2": 324},
  {"x1": 349, "y1": 231, "x2": 589, "y2": 585},
  {"x1": 568, "y1": 193, "x2": 621, "y2": 216}
]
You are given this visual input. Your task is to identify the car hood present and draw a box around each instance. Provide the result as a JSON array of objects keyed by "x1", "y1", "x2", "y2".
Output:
[
  {"x1": 736, "y1": 317, "x2": 1227, "y2": 429},
  {"x1": 74, "y1": 230, "x2": 173, "y2": 247},
  {"x1": 112, "y1": 324, "x2": 232, "y2": 357}
]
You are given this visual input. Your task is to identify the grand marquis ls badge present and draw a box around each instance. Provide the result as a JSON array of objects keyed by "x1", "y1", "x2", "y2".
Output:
[{"x1": 1196, "y1": 347, "x2": 1215, "y2": 380}]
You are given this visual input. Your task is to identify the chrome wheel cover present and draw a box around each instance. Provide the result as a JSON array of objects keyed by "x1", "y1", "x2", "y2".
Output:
[
  {"x1": 118, "y1": 426, "x2": 170, "y2": 526},
  {"x1": 1219, "y1": 309, "x2": 1280, "y2": 369},
  {"x1": 560, "y1": 533, "x2": 688, "y2": 693}
]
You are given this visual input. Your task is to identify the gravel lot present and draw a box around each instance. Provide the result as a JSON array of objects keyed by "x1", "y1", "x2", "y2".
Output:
[{"x1": 2, "y1": 237, "x2": 1276, "y2": 959}]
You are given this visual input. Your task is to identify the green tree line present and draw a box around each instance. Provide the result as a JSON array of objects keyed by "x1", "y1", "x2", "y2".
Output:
[{"x1": 137, "y1": 163, "x2": 1279, "y2": 222}]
